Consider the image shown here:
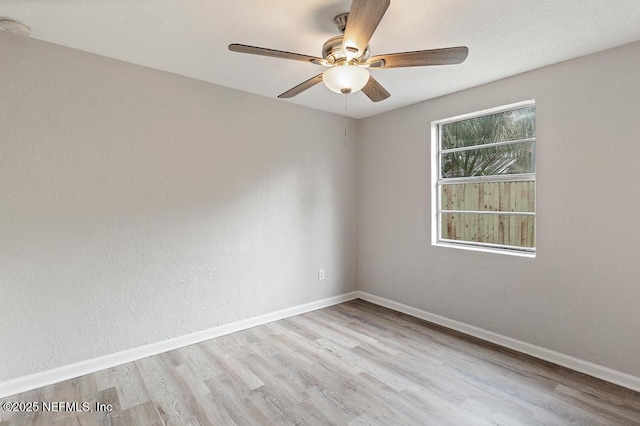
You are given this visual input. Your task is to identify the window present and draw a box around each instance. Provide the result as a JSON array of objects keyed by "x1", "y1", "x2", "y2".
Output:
[{"x1": 431, "y1": 101, "x2": 536, "y2": 256}]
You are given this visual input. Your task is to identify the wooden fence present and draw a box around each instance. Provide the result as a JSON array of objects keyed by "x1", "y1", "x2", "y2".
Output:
[{"x1": 441, "y1": 181, "x2": 535, "y2": 248}]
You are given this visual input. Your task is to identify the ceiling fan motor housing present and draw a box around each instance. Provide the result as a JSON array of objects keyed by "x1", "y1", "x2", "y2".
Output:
[{"x1": 322, "y1": 35, "x2": 369, "y2": 64}]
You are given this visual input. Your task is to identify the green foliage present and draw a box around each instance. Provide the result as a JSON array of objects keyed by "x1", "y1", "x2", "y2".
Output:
[{"x1": 441, "y1": 106, "x2": 535, "y2": 178}]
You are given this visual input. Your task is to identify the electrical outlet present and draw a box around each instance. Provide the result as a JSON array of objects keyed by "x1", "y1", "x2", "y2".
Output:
[{"x1": 318, "y1": 268, "x2": 325, "y2": 281}]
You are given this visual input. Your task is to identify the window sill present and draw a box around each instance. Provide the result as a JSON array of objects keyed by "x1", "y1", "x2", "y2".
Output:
[{"x1": 433, "y1": 241, "x2": 536, "y2": 258}]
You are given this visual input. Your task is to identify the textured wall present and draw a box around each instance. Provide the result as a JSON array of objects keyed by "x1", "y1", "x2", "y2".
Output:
[
  {"x1": 0, "y1": 33, "x2": 357, "y2": 381},
  {"x1": 357, "y1": 41, "x2": 640, "y2": 377}
]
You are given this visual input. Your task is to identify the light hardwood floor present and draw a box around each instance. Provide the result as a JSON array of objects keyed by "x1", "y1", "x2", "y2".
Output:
[{"x1": 2, "y1": 299, "x2": 640, "y2": 425}]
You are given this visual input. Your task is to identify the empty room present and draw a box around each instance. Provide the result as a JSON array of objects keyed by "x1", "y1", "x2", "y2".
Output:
[{"x1": 1, "y1": 0, "x2": 639, "y2": 424}]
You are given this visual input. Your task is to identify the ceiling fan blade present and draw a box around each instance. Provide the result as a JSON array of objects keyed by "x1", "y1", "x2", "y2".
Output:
[
  {"x1": 362, "y1": 75, "x2": 390, "y2": 102},
  {"x1": 229, "y1": 44, "x2": 327, "y2": 65},
  {"x1": 342, "y1": 0, "x2": 390, "y2": 57},
  {"x1": 278, "y1": 74, "x2": 324, "y2": 99},
  {"x1": 368, "y1": 46, "x2": 469, "y2": 68}
]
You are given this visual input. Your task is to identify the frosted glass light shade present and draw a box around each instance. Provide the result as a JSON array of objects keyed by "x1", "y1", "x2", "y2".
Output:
[{"x1": 322, "y1": 64, "x2": 370, "y2": 94}]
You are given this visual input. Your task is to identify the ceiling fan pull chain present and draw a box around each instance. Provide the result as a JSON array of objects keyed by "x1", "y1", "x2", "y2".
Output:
[{"x1": 344, "y1": 93, "x2": 348, "y2": 147}]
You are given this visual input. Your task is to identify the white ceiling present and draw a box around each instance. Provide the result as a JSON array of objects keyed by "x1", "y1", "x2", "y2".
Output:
[{"x1": 3, "y1": 1, "x2": 639, "y2": 118}]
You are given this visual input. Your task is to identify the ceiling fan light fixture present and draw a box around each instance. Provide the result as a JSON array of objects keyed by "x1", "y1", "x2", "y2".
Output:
[{"x1": 322, "y1": 63, "x2": 370, "y2": 94}]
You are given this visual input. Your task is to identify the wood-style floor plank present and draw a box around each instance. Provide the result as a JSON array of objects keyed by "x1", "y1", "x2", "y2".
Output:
[{"x1": 2, "y1": 299, "x2": 640, "y2": 425}]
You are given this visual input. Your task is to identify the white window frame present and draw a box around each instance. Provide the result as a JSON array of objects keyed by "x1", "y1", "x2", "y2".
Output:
[{"x1": 431, "y1": 100, "x2": 536, "y2": 257}]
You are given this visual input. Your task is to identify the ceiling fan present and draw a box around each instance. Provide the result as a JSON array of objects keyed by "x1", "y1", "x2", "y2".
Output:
[{"x1": 228, "y1": 0, "x2": 468, "y2": 102}]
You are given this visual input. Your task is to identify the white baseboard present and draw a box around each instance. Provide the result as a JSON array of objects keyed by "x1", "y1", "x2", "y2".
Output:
[
  {"x1": 0, "y1": 291, "x2": 359, "y2": 399},
  {"x1": 4, "y1": 290, "x2": 638, "y2": 399},
  {"x1": 357, "y1": 291, "x2": 640, "y2": 393}
]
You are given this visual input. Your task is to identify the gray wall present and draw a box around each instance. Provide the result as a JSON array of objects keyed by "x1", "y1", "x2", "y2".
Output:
[
  {"x1": 0, "y1": 33, "x2": 357, "y2": 381},
  {"x1": 3, "y1": 29, "x2": 639, "y2": 384},
  {"x1": 357, "y1": 41, "x2": 640, "y2": 377}
]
